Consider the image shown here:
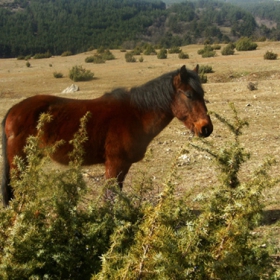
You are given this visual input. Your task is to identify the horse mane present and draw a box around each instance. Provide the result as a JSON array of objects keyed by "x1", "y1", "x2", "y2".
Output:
[{"x1": 103, "y1": 67, "x2": 202, "y2": 112}]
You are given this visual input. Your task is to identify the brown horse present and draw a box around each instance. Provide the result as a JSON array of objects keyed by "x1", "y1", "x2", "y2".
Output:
[{"x1": 1, "y1": 65, "x2": 213, "y2": 206}]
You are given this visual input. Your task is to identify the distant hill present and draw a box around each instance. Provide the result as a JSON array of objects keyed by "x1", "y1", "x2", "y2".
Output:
[{"x1": 0, "y1": 0, "x2": 278, "y2": 58}]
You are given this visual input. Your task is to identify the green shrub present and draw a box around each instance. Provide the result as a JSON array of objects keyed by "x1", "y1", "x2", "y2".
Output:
[
  {"x1": 221, "y1": 44, "x2": 235, "y2": 55},
  {"x1": 143, "y1": 44, "x2": 157, "y2": 55},
  {"x1": 199, "y1": 73, "x2": 207, "y2": 83},
  {"x1": 157, "y1": 48, "x2": 167, "y2": 59},
  {"x1": 139, "y1": 56, "x2": 144, "y2": 62},
  {"x1": 199, "y1": 64, "x2": 213, "y2": 73},
  {"x1": 61, "y1": 50, "x2": 73, "y2": 57},
  {"x1": 69, "y1": 65, "x2": 94, "y2": 81},
  {"x1": 53, "y1": 71, "x2": 63, "y2": 78},
  {"x1": 101, "y1": 49, "x2": 115, "y2": 60},
  {"x1": 168, "y1": 46, "x2": 181, "y2": 54},
  {"x1": 17, "y1": 55, "x2": 25, "y2": 60},
  {"x1": 92, "y1": 105, "x2": 277, "y2": 279},
  {"x1": 96, "y1": 46, "x2": 106, "y2": 54},
  {"x1": 198, "y1": 45, "x2": 216, "y2": 58},
  {"x1": 131, "y1": 46, "x2": 142, "y2": 55},
  {"x1": 0, "y1": 108, "x2": 277, "y2": 279},
  {"x1": 212, "y1": 44, "x2": 221, "y2": 50},
  {"x1": 33, "y1": 50, "x2": 52, "y2": 59},
  {"x1": 202, "y1": 50, "x2": 216, "y2": 58},
  {"x1": 85, "y1": 56, "x2": 95, "y2": 63},
  {"x1": 178, "y1": 51, "x2": 189, "y2": 59},
  {"x1": 235, "y1": 37, "x2": 258, "y2": 51},
  {"x1": 85, "y1": 55, "x2": 105, "y2": 64},
  {"x1": 125, "y1": 52, "x2": 136, "y2": 62},
  {"x1": 264, "y1": 51, "x2": 278, "y2": 60},
  {"x1": 26, "y1": 61, "x2": 31, "y2": 67}
]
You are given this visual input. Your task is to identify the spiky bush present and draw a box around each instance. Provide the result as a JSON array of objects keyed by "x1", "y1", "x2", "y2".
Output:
[
  {"x1": 53, "y1": 71, "x2": 63, "y2": 78},
  {"x1": 168, "y1": 46, "x2": 181, "y2": 54},
  {"x1": 198, "y1": 45, "x2": 216, "y2": 58},
  {"x1": 69, "y1": 65, "x2": 94, "y2": 82},
  {"x1": 92, "y1": 105, "x2": 278, "y2": 280},
  {"x1": 125, "y1": 52, "x2": 136, "y2": 62},
  {"x1": 212, "y1": 44, "x2": 221, "y2": 50},
  {"x1": 236, "y1": 37, "x2": 258, "y2": 51},
  {"x1": 85, "y1": 55, "x2": 105, "y2": 64},
  {"x1": 199, "y1": 72, "x2": 208, "y2": 84},
  {"x1": 264, "y1": 51, "x2": 278, "y2": 60},
  {"x1": 61, "y1": 51, "x2": 73, "y2": 57},
  {"x1": 101, "y1": 49, "x2": 115, "y2": 60},
  {"x1": 157, "y1": 48, "x2": 167, "y2": 59},
  {"x1": 178, "y1": 51, "x2": 189, "y2": 59},
  {"x1": 143, "y1": 44, "x2": 157, "y2": 55},
  {"x1": 199, "y1": 64, "x2": 213, "y2": 74},
  {"x1": 0, "y1": 107, "x2": 278, "y2": 279},
  {"x1": 33, "y1": 51, "x2": 52, "y2": 59},
  {"x1": 222, "y1": 43, "x2": 235, "y2": 55}
]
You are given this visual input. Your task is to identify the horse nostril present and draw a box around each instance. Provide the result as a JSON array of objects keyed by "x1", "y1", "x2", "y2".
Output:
[{"x1": 201, "y1": 125, "x2": 212, "y2": 137}]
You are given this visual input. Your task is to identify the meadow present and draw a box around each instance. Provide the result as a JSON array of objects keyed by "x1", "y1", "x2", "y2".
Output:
[{"x1": 0, "y1": 41, "x2": 279, "y2": 275}]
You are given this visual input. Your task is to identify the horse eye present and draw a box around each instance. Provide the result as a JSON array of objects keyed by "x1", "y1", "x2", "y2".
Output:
[{"x1": 185, "y1": 90, "x2": 193, "y2": 99}]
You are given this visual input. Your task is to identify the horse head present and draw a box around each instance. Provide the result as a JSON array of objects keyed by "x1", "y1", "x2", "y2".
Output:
[{"x1": 171, "y1": 65, "x2": 213, "y2": 137}]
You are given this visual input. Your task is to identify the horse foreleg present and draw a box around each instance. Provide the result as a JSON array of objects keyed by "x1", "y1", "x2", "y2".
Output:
[{"x1": 104, "y1": 159, "x2": 131, "y2": 200}]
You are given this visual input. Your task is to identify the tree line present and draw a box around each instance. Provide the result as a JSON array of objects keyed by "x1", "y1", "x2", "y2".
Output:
[{"x1": 0, "y1": 0, "x2": 277, "y2": 58}]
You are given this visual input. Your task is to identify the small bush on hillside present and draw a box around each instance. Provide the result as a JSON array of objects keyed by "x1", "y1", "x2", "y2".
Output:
[
  {"x1": 157, "y1": 48, "x2": 167, "y2": 59},
  {"x1": 199, "y1": 72, "x2": 207, "y2": 83},
  {"x1": 69, "y1": 65, "x2": 94, "y2": 82},
  {"x1": 212, "y1": 44, "x2": 221, "y2": 50},
  {"x1": 95, "y1": 47, "x2": 115, "y2": 60},
  {"x1": 168, "y1": 46, "x2": 181, "y2": 54},
  {"x1": 17, "y1": 55, "x2": 25, "y2": 60},
  {"x1": 264, "y1": 50, "x2": 278, "y2": 60},
  {"x1": 178, "y1": 51, "x2": 189, "y2": 59},
  {"x1": 131, "y1": 46, "x2": 142, "y2": 55},
  {"x1": 96, "y1": 46, "x2": 106, "y2": 54},
  {"x1": 139, "y1": 56, "x2": 144, "y2": 62},
  {"x1": 102, "y1": 49, "x2": 115, "y2": 60},
  {"x1": 85, "y1": 56, "x2": 95, "y2": 63},
  {"x1": 143, "y1": 44, "x2": 157, "y2": 55},
  {"x1": 125, "y1": 52, "x2": 136, "y2": 62},
  {"x1": 221, "y1": 43, "x2": 235, "y2": 55},
  {"x1": 26, "y1": 61, "x2": 31, "y2": 68},
  {"x1": 199, "y1": 64, "x2": 213, "y2": 73},
  {"x1": 202, "y1": 50, "x2": 216, "y2": 58},
  {"x1": 236, "y1": 37, "x2": 258, "y2": 51},
  {"x1": 85, "y1": 55, "x2": 105, "y2": 64},
  {"x1": 61, "y1": 50, "x2": 73, "y2": 57},
  {"x1": 33, "y1": 50, "x2": 52, "y2": 59},
  {"x1": 198, "y1": 45, "x2": 216, "y2": 58},
  {"x1": 53, "y1": 71, "x2": 63, "y2": 78},
  {"x1": 25, "y1": 55, "x2": 32, "y2": 60}
]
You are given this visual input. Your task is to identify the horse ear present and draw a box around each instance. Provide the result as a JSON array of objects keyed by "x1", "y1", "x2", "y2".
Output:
[
  {"x1": 180, "y1": 65, "x2": 188, "y2": 81},
  {"x1": 193, "y1": 64, "x2": 199, "y2": 73}
]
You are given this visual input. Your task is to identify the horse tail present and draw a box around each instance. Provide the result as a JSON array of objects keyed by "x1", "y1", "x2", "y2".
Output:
[{"x1": 1, "y1": 112, "x2": 13, "y2": 207}]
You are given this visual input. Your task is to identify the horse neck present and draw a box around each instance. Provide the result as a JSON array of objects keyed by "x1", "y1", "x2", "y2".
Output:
[{"x1": 140, "y1": 110, "x2": 174, "y2": 137}]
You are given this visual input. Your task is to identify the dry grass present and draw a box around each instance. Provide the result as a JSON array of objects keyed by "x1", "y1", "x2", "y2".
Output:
[{"x1": 0, "y1": 42, "x2": 280, "y2": 260}]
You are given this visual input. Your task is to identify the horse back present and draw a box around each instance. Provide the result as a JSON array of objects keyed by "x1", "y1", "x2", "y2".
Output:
[{"x1": 3, "y1": 94, "x2": 147, "y2": 166}]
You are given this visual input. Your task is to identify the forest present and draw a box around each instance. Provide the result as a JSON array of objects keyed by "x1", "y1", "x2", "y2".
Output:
[{"x1": 0, "y1": 0, "x2": 280, "y2": 57}]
